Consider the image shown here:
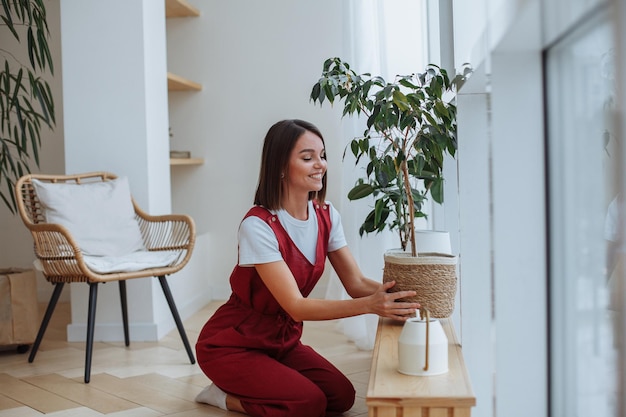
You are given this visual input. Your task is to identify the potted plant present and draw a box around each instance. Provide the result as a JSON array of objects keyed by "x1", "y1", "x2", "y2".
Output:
[
  {"x1": 310, "y1": 57, "x2": 469, "y2": 317},
  {"x1": 0, "y1": 0, "x2": 55, "y2": 352},
  {"x1": 0, "y1": 0, "x2": 55, "y2": 214}
]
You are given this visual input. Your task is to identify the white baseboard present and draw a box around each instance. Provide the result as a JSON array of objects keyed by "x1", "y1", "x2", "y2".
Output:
[
  {"x1": 67, "y1": 321, "x2": 158, "y2": 342},
  {"x1": 67, "y1": 288, "x2": 212, "y2": 342}
]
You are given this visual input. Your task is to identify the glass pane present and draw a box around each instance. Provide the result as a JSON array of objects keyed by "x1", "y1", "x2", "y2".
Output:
[
  {"x1": 543, "y1": 0, "x2": 607, "y2": 45},
  {"x1": 546, "y1": 8, "x2": 618, "y2": 417}
]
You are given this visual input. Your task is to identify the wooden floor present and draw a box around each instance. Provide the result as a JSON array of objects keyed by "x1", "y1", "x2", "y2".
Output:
[{"x1": 0, "y1": 301, "x2": 372, "y2": 416}]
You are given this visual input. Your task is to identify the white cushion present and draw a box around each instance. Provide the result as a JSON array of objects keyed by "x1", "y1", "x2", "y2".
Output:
[
  {"x1": 33, "y1": 251, "x2": 179, "y2": 274},
  {"x1": 32, "y1": 177, "x2": 145, "y2": 257},
  {"x1": 83, "y1": 251, "x2": 179, "y2": 273}
]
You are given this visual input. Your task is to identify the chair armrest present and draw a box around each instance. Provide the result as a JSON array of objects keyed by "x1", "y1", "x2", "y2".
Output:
[
  {"x1": 25, "y1": 223, "x2": 94, "y2": 279},
  {"x1": 133, "y1": 205, "x2": 196, "y2": 253}
]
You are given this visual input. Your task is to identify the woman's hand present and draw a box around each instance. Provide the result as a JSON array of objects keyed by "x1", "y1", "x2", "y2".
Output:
[
  {"x1": 367, "y1": 280, "x2": 420, "y2": 321},
  {"x1": 256, "y1": 260, "x2": 420, "y2": 322}
]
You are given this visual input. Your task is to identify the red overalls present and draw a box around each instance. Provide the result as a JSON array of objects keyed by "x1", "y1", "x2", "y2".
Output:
[{"x1": 195, "y1": 204, "x2": 355, "y2": 417}]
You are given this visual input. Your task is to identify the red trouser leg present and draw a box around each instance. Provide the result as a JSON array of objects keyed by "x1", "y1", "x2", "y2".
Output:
[
  {"x1": 198, "y1": 344, "x2": 355, "y2": 417},
  {"x1": 280, "y1": 344, "x2": 355, "y2": 416}
]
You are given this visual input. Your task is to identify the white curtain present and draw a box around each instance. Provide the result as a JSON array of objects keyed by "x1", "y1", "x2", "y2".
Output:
[{"x1": 325, "y1": 0, "x2": 428, "y2": 350}]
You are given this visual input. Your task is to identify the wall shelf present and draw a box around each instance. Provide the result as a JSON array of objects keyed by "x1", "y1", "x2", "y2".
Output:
[
  {"x1": 166, "y1": 1, "x2": 202, "y2": 171},
  {"x1": 167, "y1": 72, "x2": 202, "y2": 91},
  {"x1": 165, "y1": 0, "x2": 200, "y2": 18},
  {"x1": 170, "y1": 157, "x2": 204, "y2": 166}
]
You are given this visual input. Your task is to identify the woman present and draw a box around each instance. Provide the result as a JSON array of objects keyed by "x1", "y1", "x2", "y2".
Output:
[{"x1": 195, "y1": 119, "x2": 420, "y2": 417}]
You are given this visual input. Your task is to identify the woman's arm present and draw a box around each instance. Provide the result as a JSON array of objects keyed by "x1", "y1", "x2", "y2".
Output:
[
  {"x1": 255, "y1": 251, "x2": 419, "y2": 322},
  {"x1": 327, "y1": 246, "x2": 382, "y2": 298}
]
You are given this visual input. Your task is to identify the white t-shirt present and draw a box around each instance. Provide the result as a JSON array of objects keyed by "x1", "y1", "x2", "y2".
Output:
[{"x1": 238, "y1": 201, "x2": 347, "y2": 266}]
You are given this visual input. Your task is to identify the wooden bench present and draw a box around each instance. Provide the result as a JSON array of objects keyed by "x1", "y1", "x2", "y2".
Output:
[{"x1": 366, "y1": 317, "x2": 476, "y2": 416}]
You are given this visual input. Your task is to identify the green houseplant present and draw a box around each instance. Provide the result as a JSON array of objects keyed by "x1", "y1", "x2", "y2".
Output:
[
  {"x1": 310, "y1": 57, "x2": 467, "y2": 257},
  {"x1": 0, "y1": 0, "x2": 55, "y2": 213},
  {"x1": 310, "y1": 57, "x2": 469, "y2": 317}
]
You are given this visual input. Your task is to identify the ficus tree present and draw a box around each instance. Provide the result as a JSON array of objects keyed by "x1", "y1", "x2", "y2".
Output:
[{"x1": 311, "y1": 57, "x2": 470, "y2": 256}]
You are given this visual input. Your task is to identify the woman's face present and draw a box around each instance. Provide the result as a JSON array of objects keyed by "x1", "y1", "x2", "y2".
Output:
[{"x1": 284, "y1": 130, "x2": 327, "y2": 196}]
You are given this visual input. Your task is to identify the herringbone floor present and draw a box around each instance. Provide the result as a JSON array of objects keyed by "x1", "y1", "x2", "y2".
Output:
[{"x1": 0, "y1": 300, "x2": 372, "y2": 416}]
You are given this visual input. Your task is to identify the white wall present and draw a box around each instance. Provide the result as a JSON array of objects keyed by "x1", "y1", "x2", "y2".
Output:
[
  {"x1": 60, "y1": 0, "x2": 171, "y2": 210},
  {"x1": 60, "y1": 0, "x2": 180, "y2": 341},
  {"x1": 490, "y1": 49, "x2": 547, "y2": 417},
  {"x1": 456, "y1": 64, "x2": 494, "y2": 417},
  {"x1": 452, "y1": 0, "x2": 487, "y2": 66},
  {"x1": 166, "y1": 0, "x2": 348, "y2": 299}
]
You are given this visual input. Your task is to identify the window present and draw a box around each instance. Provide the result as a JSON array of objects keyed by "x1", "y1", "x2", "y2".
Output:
[{"x1": 546, "y1": 6, "x2": 618, "y2": 416}]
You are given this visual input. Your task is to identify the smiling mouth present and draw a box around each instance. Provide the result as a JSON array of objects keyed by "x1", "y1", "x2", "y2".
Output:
[{"x1": 310, "y1": 174, "x2": 323, "y2": 180}]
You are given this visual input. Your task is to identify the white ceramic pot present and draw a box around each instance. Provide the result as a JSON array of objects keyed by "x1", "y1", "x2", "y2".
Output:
[
  {"x1": 398, "y1": 309, "x2": 448, "y2": 376},
  {"x1": 413, "y1": 230, "x2": 451, "y2": 255}
]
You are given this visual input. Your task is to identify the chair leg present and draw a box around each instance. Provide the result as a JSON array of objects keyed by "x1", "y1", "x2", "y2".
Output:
[
  {"x1": 119, "y1": 280, "x2": 130, "y2": 346},
  {"x1": 157, "y1": 275, "x2": 196, "y2": 364},
  {"x1": 28, "y1": 282, "x2": 65, "y2": 363},
  {"x1": 84, "y1": 282, "x2": 99, "y2": 383}
]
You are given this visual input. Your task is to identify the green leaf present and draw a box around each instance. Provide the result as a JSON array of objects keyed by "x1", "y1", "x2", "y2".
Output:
[
  {"x1": 430, "y1": 178, "x2": 444, "y2": 203},
  {"x1": 434, "y1": 101, "x2": 449, "y2": 119},
  {"x1": 360, "y1": 210, "x2": 378, "y2": 234},
  {"x1": 392, "y1": 90, "x2": 410, "y2": 111},
  {"x1": 398, "y1": 77, "x2": 418, "y2": 89},
  {"x1": 322, "y1": 58, "x2": 333, "y2": 72},
  {"x1": 359, "y1": 137, "x2": 369, "y2": 153},
  {"x1": 2, "y1": 14, "x2": 18, "y2": 40},
  {"x1": 424, "y1": 111, "x2": 439, "y2": 128},
  {"x1": 347, "y1": 183, "x2": 374, "y2": 200},
  {"x1": 376, "y1": 167, "x2": 391, "y2": 187},
  {"x1": 374, "y1": 197, "x2": 387, "y2": 226},
  {"x1": 350, "y1": 139, "x2": 359, "y2": 158},
  {"x1": 322, "y1": 82, "x2": 335, "y2": 104},
  {"x1": 310, "y1": 82, "x2": 321, "y2": 102}
]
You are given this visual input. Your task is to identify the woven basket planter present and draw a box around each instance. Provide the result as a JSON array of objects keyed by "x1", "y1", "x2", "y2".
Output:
[{"x1": 382, "y1": 250, "x2": 458, "y2": 318}]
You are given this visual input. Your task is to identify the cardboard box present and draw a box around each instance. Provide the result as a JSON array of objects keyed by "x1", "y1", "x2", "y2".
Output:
[{"x1": 0, "y1": 268, "x2": 39, "y2": 346}]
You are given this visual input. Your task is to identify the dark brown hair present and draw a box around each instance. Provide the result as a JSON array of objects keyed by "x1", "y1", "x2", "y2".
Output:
[{"x1": 254, "y1": 119, "x2": 327, "y2": 210}]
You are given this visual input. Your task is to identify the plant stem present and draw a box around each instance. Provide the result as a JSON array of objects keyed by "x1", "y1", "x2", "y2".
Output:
[{"x1": 401, "y1": 152, "x2": 417, "y2": 257}]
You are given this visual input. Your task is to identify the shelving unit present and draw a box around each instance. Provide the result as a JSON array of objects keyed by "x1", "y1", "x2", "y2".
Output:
[
  {"x1": 165, "y1": 0, "x2": 199, "y2": 18},
  {"x1": 167, "y1": 72, "x2": 202, "y2": 91},
  {"x1": 170, "y1": 157, "x2": 204, "y2": 166},
  {"x1": 166, "y1": 0, "x2": 203, "y2": 167}
]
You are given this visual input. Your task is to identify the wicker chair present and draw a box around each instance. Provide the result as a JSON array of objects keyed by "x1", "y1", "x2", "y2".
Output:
[{"x1": 15, "y1": 172, "x2": 196, "y2": 383}]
